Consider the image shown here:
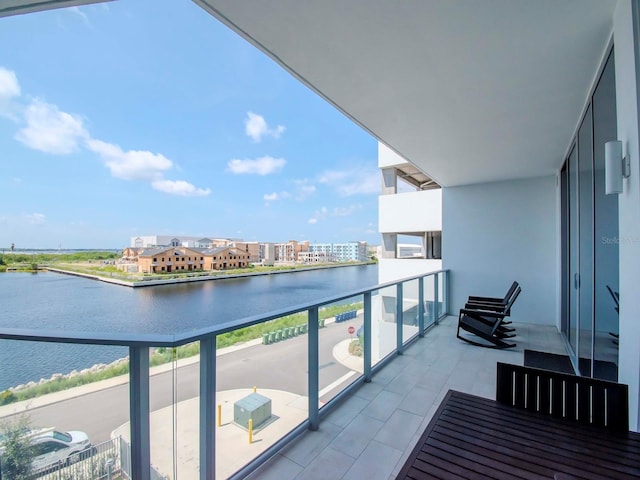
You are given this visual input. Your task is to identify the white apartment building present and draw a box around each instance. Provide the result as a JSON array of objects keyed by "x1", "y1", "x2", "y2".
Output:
[
  {"x1": 308, "y1": 241, "x2": 368, "y2": 262},
  {"x1": 130, "y1": 236, "x2": 216, "y2": 249},
  {"x1": 297, "y1": 251, "x2": 336, "y2": 263}
]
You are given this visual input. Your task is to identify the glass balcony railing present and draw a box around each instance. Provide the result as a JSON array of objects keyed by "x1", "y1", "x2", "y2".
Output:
[{"x1": 0, "y1": 270, "x2": 448, "y2": 480}]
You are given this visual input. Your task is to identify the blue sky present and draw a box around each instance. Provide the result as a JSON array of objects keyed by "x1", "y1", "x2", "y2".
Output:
[{"x1": 0, "y1": 1, "x2": 379, "y2": 249}]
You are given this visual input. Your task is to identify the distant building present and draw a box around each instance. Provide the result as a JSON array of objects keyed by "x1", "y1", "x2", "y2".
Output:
[
  {"x1": 308, "y1": 241, "x2": 368, "y2": 262},
  {"x1": 133, "y1": 246, "x2": 249, "y2": 274},
  {"x1": 274, "y1": 240, "x2": 309, "y2": 263},
  {"x1": 129, "y1": 235, "x2": 236, "y2": 248},
  {"x1": 298, "y1": 251, "x2": 337, "y2": 263},
  {"x1": 259, "y1": 243, "x2": 275, "y2": 266}
]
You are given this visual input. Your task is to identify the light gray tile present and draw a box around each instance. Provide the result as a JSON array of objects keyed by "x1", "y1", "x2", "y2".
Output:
[
  {"x1": 362, "y1": 390, "x2": 404, "y2": 422},
  {"x1": 281, "y1": 422, "x2": 343, "y2": 467},
  {"x1": 294, "y1": 447, "x2": 354, "y2": 480},
  {"x1": 324, "y1": 394, "x2": 370, "y2": 428},
  {"x1": 374, "y1": 409, "x2": 422, "y2": 451},
  {"x1": 384, "y1": 372, "x2": 418, "y2": 396},
  {"x1": 398, "y1": 385, "x2": 439, "y2": 416},
  {"x1": 330, "y1": 413, "x2": 384, "y2": 458},
  {"x1": 342, "y1": 440, "x2": 402, "y2": 480},
  {"x1": 352, "y1": 380, "x2": 384, "y2": 401},
  {"x1": 246, "y1": 453, "x2": 303, "y2": 480}
]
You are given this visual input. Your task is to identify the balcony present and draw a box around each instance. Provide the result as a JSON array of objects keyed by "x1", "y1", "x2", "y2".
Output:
[{"x1": 0, "y1": 269, "x2": 593, "y2": 480}]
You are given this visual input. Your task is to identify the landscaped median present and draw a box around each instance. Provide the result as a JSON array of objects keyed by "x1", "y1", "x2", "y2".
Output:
[{"x1": 0, "y1": 302, "x2": 363, "y2": 406}]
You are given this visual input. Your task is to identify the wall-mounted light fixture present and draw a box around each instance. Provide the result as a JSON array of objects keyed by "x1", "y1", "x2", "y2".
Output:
[{"x1": 605, "y1": 140, "x2": 630, "y2": 195}]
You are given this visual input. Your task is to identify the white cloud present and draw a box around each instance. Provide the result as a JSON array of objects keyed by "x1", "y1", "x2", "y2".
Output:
[
  {"x1": 307, "y1": 206, "x2": 328, "y2": 224},
  {"x1": 69, "y1": 7, "x2": 90, "y2": 25},
  {"x1": 332, "y1": 204, "x2": 362, "y2": 217},
  {"x1": 151, "y1": 180, "x2": 211, "y2": 197},
  {"x1": 0, "y1": 67, "x2": 20, "y2": 101},
  {"x1": 86, "y1": 139, "x2": 173, "y2": 181},
  {"x1": 227, "y1": 156, "x2": 286, "y2": 175},
  {"x1": 264, "y1": 192, "x2": 280, "y2": 201},
  {"x1": 293, "y1": 179, "x2": 316, "y2": 200},
  {"x1": 318, "y1": 167, "x2": 380, "y2": 196},
  {"x1": 15, "y1": 99, "x2": 87, "y2": 154},
  {"x1": 245, "y1": 112, "x2": 285, "y2": 142},
  {"x1": 25, "y1": 213, "x2": 46, "y2": 225}
]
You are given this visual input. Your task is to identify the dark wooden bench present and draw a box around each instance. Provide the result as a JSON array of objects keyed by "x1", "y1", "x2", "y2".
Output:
[{"x1": 496, "y1": 361, "x2": 629, "y2": 431}]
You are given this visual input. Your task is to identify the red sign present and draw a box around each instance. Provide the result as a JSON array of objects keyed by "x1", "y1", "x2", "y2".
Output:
[{"x1": 348, "y1": 326, "x2": 355, "y2": 335}]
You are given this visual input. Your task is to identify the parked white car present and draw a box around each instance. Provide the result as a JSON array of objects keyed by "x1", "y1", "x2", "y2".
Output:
[{"x1": 29, "y1": 428, "x2": 92, "y2": 472}]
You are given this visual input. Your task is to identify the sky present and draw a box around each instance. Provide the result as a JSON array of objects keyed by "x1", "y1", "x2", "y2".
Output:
[{"x1": 0, "y1": 1, "x2": 380, "y2": 249}]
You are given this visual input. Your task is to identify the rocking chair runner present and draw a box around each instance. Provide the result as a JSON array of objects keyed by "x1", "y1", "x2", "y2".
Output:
[{"x1": 457, "y1": 308, "x2": 516, "y2": 349}]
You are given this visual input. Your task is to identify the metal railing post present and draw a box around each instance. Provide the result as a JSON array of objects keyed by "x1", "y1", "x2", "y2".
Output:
[
  {"x1": 364, "y1": 292, "x2": 372, "y2": 382},
  {"x1": 418, "y1": 277, "x2": 425, "y2": 337},
  {"x1": 443, "y1": 271, "x2": 449, "y2": 315},
  {"x1": 129, "y1": 345, "x2": 150, "y2": 480},
  {"x1": 308, "y1": 307, "x2": 320, "y2": 431},
  {"x1": 434, "y1": 273, "x2": 440, "y2": 325},
  {"x1": 200, "y1": 336, "x2": 216, "y2": 480},
  {"x1": 396, "y1": 283, "x2": 403, "y2": 354}
]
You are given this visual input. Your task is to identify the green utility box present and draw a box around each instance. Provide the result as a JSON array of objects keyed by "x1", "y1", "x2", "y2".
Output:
[{"x1": 234, "y1": 393, "x2": 272, "y2": 429}]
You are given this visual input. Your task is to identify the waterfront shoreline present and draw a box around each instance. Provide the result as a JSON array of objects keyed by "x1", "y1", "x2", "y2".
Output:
[{"x1": 44, "y1": 262, "x2": 373, "y2": 288}]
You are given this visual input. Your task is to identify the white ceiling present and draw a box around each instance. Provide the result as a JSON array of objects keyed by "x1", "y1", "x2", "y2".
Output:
[
  {"x1": 4, "y1": 0, "x2": 617, "y2": 187},
  {"x1": 196, "y1": 0, "x2": 617, "y2": 187}
]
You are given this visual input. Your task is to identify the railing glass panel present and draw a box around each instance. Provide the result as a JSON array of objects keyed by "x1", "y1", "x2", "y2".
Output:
[
  {"x1": 375, "y1": 286, "x2": 398, "y2": 364},
  {"x1": 0, "y1": 340, "x2": 130, "y2": 480},
  {"x1": 318, "y1": 296, "x2": 364, "y2": 405},
  {"x1": 437, "y1": 271, "x2": 446, "y2": 320},
  {"x1": 148, "y1": 343, "x2": 199, "y2": 480},
  {"x1": 423, "y1": 274, "x2": 436, "y2": 330},
  {"x1": 217, "y1": 314, "x2": 308, "y2": 479},
  {"x1": 401, "y1": 279, "x2": 420, "y2": 344}
]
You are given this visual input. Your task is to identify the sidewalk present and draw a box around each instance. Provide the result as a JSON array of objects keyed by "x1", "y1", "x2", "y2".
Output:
[{"x1": 113, "y1": 388, "x2": 309, "y2": 479}]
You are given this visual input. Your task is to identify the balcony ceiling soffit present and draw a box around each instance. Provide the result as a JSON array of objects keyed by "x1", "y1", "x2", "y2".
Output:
[{"x1": 197, "y1": 0, "x2": 616, "y2": 187}]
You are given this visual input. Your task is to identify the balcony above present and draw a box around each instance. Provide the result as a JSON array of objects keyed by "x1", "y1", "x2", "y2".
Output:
[{"x1": 378, "y1": 189, "x2": 441, "y2": 234}]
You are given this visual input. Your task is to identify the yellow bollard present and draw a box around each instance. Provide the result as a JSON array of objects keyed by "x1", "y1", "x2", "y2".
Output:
[
  {"x1": 253, "y1": 386, "x2": 257, "y2": 393},
  {"x1": 248, "y1": 419, "x2": 253, "y2": 444},
  {"x1": 217, "y1": 404, "x2": 221, "y2": 427}
]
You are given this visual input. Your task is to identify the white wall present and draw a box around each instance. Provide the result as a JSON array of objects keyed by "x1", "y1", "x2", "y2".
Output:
[
  {"x1": 442, "y1": 176, "x2": 558, "y2": 325},
  {"x1": 378, "y1": 189, "x2": 442, "y2": 233},
  {"x1": 614, "y1": 0, "x2": 640, "y2": 431},
  {"x1": 378, "y1": 258, "x2": 442, "y2": 284}
]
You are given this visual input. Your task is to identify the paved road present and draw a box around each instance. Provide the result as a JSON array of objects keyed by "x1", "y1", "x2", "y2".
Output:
[{"x1": 7, "y1": 317, "x2": 362, "y2": 443}]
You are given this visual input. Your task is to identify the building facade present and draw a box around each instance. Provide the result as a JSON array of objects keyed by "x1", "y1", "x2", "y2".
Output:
[
  {"x1": 135, "y1": 246, "x2": 249, "y2": 273},
  {"x1": 308, "y1": 241, "x2": 369, "y2": 262}
]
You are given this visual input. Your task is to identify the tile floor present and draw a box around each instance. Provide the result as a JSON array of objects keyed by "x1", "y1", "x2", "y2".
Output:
[{"x1": 246, "y1": 316, "x2": 567, "y2": 480}]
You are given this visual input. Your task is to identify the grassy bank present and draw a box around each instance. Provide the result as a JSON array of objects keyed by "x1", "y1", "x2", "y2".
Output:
[{"x1": 0, "y1": 302, "x2": 363, "y2": 406}]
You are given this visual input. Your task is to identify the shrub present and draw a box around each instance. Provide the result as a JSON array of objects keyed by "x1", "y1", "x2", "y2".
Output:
[
  {"x1": 0, "y1": 416, "x2": 34, "y2": 479},
  {"x1": 0, "y1": 389, "x2": 16, "y2": 405}
]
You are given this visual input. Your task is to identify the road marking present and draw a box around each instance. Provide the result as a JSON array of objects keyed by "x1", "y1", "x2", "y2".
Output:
[{"x1": 319, "y1": 371, "x2": 357, "y2": 398}]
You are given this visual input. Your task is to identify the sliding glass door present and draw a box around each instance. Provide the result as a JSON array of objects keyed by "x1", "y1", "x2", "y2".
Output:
[{"x1": 560, "y1": 48, "x2": 618, "y2": 380}]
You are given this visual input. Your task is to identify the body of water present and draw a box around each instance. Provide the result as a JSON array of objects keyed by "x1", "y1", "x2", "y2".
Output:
[{"x1": 0, "y1": 265, "x2": 377, "y2": 390}]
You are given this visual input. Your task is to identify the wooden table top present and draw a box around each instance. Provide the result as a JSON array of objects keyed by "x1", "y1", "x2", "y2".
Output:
[{"x1": 396, "y1": 390, "x2": 640, "y2": 480}]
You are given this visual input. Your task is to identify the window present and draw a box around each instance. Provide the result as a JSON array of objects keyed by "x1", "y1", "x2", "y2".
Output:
[
  {"x1": 32, "y1": 441, "x2": 64, "y2": 455},
  {"x1": 153, "y1": 258, "x2": 157, "y2": 262},
  {"x1": 52, "y1": 431, "x2": 72, "y2": 442}
]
